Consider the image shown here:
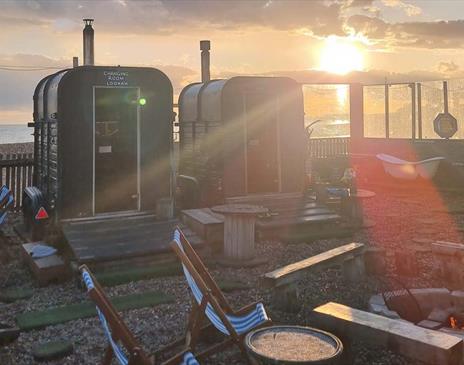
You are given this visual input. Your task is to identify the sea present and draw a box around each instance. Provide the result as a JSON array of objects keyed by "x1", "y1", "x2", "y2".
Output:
[
  {"x1": 0, "y1": 119, "x2": 349, "y2": 145},
  {"x1": 0, "y1": 124, "x2": 34, "y2": 144}
]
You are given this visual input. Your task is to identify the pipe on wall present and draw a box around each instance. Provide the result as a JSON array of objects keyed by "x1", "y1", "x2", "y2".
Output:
[
  {"x1": 83, "y1": 19, "x2": 94, "y2": 66},
  {"x1": 200, "y1": 40, "x2": 210, "y2": 83}
]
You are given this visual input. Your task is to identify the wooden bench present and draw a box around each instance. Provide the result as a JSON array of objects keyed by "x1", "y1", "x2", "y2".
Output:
[
  {"x1": 310, "y1": 302, "x2": 463, "y2": 365},
  {"x1": 261, "y1": 243, "x2": 365, "y2": 311}
]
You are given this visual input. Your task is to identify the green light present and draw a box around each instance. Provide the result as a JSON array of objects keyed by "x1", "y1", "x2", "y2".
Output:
[{"x1": 138, "y1": 97, "x2": 147, "y2": 106}]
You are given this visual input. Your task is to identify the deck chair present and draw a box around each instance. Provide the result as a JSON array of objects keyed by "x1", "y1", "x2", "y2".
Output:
[
  {"x1": 169, "y1": 228, "x2": 272, "y2": 363},
  {"x1": 80, "y1": 265, "x2": 199, "y2": 365},
  {"x1": 0, "y1": 186, "x2": 13, "y2": 226}
]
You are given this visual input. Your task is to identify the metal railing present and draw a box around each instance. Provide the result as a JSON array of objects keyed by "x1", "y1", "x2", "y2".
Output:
[
  {"x1": 308, "y1": 137, "x2": 350, "y2": 158},
  {"x1": 0, "y1": 153, "x2": 34, "y2": 211}
]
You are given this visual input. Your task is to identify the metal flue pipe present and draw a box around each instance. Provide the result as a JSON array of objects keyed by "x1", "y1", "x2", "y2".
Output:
[
  {"x1": 83, "y1": 19, "x2": 94, "y2": 66},
  {"x1": 200, "y1": 40, "x2": 210, "y2": 83}
]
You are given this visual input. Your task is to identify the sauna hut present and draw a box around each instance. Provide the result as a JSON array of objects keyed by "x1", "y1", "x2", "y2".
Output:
[
  {"x1": 178, "y1": 76, "x2": 306, "y2": 207},
  {"x1": 27, "y1": 66, "x2": 173, "y2": 221},
  {"x1": 23, "y1": 65, "x2": 176, "y2": 262}
]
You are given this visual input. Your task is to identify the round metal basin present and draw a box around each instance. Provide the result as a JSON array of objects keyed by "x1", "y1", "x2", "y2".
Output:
[{"x1": 245, "y1": 325, "x2": 343, "y2": 365}]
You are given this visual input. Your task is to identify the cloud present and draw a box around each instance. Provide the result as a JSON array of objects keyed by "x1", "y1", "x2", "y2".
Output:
[
  {"x1": 0, "y1": 52, "x2": 198, "y2": 122},
  {"x1": 154, "y1": 64, "x2": 198, "y2": 95},
  {"x1": 394, "y1": 20, "x2": 464, "y2": 48},
  {"x1": 0, "y1": 14, "x2": 48, "y2": 28},
  {"x1": 345, "y1": 0, "x2": 375, "y2": 8},
  {"x1": 162, "y1": 0, "x2": 344, "y2": 35},
  {"x1": 438, "y1": 61, "x2": 461, "y2": 75},
  {"x1": 381, "y1": 0, "x2": 422, "y2": 17},
  {"x1": 347, "y1": 15, "x2": 464, "y2": 49},
  {"x1": 0, "y1": 0, "x2": 346, "y2": 37},
  {"x1": 346, "y1": 15, "x2": 389, "y2": 39},
  {"x1": 264, "y1": 67, "x2": 452, "y2": 84},
  {"x1": 2, "y1": 0, "x2": 460, "y2": 52},
  {"x1": 0, "y1": 54, "x2": 68, "y2": 110}
]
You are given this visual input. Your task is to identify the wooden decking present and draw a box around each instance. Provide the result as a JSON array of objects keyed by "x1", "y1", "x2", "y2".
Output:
[
  {"x1": 63, "y1": 213, "x2": 203, "y2": 264},
  {"x1": 182, "y1": 193, "x2": 346, "y2": 243}
]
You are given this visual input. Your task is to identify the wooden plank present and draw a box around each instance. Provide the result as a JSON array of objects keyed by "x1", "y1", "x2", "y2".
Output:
[
  {"x1": 5, "y1": 154, "x2": 11, "y2": 189},
  {"x1": 21, "y1": 155, "x2": 27, "y2": 205},
  {"x1": 310, "y1": 302, "x2": 463, "y2": 365},
  {"x1": 262, "y1": 242, "x2": 364, "y2": 288},
  {"x1": 0, "y1": 154, "x2": 3, "y2": 186},
  {"x1": 261, "y1": 208, "x2": 333, "y2": 219},
  {"x1": 225, "y1": 192, "x2": 303, "y2": 205},
  {"x1": 257, "y1": 213, "x2": 340, "y2": 230},
  {"x1": 182, "y1": 208, "x2": 223, "y2": 225},
  {"x1": 15, "y1": 155, "x2": 21, "y2": 210}
]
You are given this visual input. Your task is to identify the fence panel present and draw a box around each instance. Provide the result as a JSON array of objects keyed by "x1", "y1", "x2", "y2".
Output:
[
  {"x1": 0, "y1": 153, "x2": 34, "y2": 211},
  {"x1": 308, "y1": 137, "x2": 350, "y2": 159}
]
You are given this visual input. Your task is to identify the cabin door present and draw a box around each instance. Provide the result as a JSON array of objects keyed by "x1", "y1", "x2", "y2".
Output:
[
  {"x1": 245, "y1": 93, "x2": 280, "y2": 194},
  {"x1": 94, "y1": 87, "x2": 139, "y2": 214}
]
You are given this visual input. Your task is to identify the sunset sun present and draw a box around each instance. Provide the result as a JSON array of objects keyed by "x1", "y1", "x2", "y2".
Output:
[{"x1": 319, "y1": 36, "x2": 364, "y2": 74}]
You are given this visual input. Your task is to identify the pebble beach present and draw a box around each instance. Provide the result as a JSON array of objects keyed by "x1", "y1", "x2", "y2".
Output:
[{"x1": 0, "y1": 143, "x2": 34, "y2": 156}]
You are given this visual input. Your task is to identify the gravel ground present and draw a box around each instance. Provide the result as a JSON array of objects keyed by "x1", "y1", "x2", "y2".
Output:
[{"x1": 1, "y1": 185, "x2": 464, "y2": 364}]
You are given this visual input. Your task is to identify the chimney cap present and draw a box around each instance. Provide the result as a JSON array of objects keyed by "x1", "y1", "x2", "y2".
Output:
[
  {"x1": 83, "y1": 18, "x2": 94, "y2": 26},
  {"x1": 200, "y1": 40, "x2": 210, "y2": 51}
]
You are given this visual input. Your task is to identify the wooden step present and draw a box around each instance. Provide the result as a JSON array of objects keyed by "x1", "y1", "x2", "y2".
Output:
[
  {"x1": 21, "y1": 243, "x2": 69, "y2": 286},
  {"x1": 181, "y1": 208, "x2": 224, "y2": 244},
  {"x1": 63, "y1": 216, "x2": 205, "y2": 264}
]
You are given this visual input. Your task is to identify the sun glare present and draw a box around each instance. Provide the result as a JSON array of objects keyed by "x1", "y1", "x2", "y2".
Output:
[{"x1": 319, "y1": 37, "x2": 364, "y2": 75}]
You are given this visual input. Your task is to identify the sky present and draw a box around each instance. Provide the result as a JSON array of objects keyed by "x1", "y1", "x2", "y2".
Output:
[{"x1": 2, "y1": 0, "x2": 464, "y2": 124}]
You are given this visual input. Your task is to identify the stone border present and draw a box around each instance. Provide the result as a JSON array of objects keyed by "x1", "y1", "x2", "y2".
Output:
[{"x1": 369, "y1": 288, "x2": 464, "y2": 329}]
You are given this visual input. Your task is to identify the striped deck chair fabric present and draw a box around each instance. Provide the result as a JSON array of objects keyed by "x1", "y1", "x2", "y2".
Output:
[
  {"x1": 0, "y1": 186, "x2": 13, "y2": 226},
  {"x1": 81, "y1": 268, "x2": 199, "y2": 365},
  {"x1": 173, "y1": 229, "x2": 269, "y2": 336}
]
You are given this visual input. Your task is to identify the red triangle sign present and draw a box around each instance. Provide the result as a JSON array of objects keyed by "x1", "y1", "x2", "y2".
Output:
[{"x1": 35, "y1": 207, "x2": 49, "y2": 220}]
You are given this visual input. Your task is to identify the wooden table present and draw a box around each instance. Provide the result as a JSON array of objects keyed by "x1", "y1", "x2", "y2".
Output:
[
  {"x1": 342, "y1": 189, "x2": 376, "y2": 228},
  {"x1": 245, "y1": 325, "x2": 343, "y2": 364},
  {"x1": 212, "y1": 204, "x2": 268, "y2": 261}
]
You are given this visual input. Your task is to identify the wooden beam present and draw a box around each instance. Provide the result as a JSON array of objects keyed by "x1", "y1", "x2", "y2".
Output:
[
  {"x1": 261, "y1": 242, "x2": 364, "y2": 288},
  {"x1": 310, "y1": 302, "x2": 463, "y2": 365},
  {"x1": 349, "y1": 83, "x2": 364, "y2": 141}
]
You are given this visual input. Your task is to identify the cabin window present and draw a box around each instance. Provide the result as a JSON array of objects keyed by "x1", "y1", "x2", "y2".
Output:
[
  {"x1": 303, "y1": 84, "x2": 350, "y2": 138},
  {"x1": 363, "y1": 85, "x2": 386, "y2": 138}
]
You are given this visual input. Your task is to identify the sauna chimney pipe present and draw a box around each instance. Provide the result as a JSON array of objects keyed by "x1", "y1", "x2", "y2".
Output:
[
  {"x1": 83, "y1": 19, "x2": 94, "y2": 66},
  {"x1": 200, "y1": 40, "x2": 210, "y2": 83}
]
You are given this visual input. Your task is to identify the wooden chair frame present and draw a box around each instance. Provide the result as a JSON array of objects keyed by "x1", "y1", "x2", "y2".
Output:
[
  {"x1": 79, "y1": 265, "x2": 192, "y2": 365},
  {"x1": 165, "y1": 227, "x2": 272, "y2": 364},
  {"x1": 0, "y1": 187, "x2": 12, "y2": 217}
]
